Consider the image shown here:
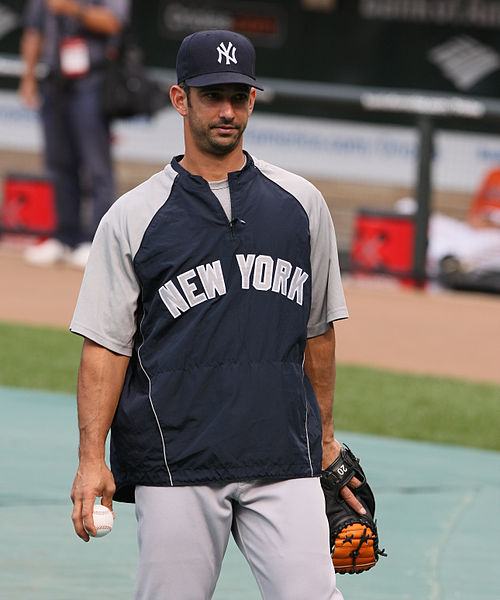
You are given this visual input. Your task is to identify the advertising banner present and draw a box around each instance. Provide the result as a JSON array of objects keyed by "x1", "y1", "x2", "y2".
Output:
[{"x1": 3, "y1": 0, "x2": 500, "y2": 98}]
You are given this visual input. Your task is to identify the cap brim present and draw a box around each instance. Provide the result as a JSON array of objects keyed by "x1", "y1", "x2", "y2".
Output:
[{"x1": 184, "y1": 71, "x2": 263, "y2": 91}]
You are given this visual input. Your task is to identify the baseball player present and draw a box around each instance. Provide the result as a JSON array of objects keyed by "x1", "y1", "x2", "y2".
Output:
[{"x1": 70, "y1": 29, "x2": 360, "y2": 599}]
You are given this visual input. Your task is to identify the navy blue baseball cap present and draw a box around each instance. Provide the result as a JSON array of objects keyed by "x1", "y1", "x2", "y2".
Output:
[{"x1": 176, "y1": 30, "x2": 263, "y2": 90}]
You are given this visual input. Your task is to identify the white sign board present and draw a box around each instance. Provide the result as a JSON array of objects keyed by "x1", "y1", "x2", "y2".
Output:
[{"x1": 2, "y1": 90, "x2": 500, "y2": 194}]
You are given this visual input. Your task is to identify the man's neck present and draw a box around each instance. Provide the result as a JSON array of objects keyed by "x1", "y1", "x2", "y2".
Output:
[{"x1": 179, "y1": 147, "x2": 246, "y2": 182}]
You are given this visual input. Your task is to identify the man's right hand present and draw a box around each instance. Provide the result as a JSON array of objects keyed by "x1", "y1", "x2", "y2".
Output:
[
  {"x1": 70, "y1": 459, "x2": 116, "y2": 542},
  {"x1": 19, "y1": 74, "x2": 39, "y2": 109}
]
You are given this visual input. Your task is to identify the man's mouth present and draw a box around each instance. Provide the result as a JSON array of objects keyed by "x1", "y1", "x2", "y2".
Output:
[{"x1": 212, "y1": 124, "x2": 238, "y2": 133}]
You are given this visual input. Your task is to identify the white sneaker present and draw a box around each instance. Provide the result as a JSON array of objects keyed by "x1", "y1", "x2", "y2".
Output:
[
  {"x1": 67, "y1": 242, "x2": 91, "y2": 269},
  {"x1": 24, "y1": 238, "x2": 70, "y2": 266}
]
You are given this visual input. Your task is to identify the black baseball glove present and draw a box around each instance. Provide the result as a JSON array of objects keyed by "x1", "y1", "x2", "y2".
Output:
[{"x1": 321, "y1": 444, "x2": 386, "y2": 574}]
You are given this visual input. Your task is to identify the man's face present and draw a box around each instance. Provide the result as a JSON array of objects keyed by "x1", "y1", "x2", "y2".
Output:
[{"x1": 185, "y1": 84, "x2": 256, "y2": 156}]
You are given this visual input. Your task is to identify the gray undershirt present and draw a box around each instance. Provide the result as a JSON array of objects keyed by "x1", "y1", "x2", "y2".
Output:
[
  {"x1": 209, "y1": 179, "x2": 232, "y2": 222},
  {"x1": 208, "y1": 157, "x2": 247, "y2": 222}
]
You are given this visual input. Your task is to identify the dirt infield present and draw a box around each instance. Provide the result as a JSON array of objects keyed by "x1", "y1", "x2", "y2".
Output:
[{"x1": 1, "y1": 245, "x2": 499, "y2": 384}]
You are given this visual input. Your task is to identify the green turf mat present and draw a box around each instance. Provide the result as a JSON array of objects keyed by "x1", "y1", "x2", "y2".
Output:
[{"x1": 1, "y1": 386, "x2": 499, "y2": 599}]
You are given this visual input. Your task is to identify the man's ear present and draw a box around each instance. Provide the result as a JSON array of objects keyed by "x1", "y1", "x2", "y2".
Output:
[
  {"x1": 248, "y1": 87, "x2": 257, "y2": 116},
  {"x1": 170, "y1": 85, "x2": 189, "y2": 116}
]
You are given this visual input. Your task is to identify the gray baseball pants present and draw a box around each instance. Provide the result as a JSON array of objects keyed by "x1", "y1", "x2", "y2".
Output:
[{"x1": 134, "y1": 477, "x2": 343, "y2": 599}]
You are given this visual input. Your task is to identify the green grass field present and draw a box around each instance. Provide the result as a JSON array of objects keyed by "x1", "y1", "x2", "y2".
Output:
[{"x1": 1, "y1": 320, "x2": 499, "y2": 451}]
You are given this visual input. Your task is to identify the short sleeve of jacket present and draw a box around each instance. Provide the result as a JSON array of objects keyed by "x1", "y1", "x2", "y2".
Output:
[
  {"x1": 23, "y1": 0, "x2": 44, "y2": 30},
  {"x1": 70, "y1": 170, "x2": 173, "y2": 355},
  {"x1": 307, "y1": 188, "x2": 349, "y2": 337},
  {"x1": 104, "y1": 0, "x2": 131, "y2": 23},
  {"x1": 24, "y1": 0, "x2": 130, "y2": 31},
  {"x1": 70, "y1": 207, "x2": 139, "y2": 355},
  {"x1": 252, "y1": 157, "x2": 348, "y2": 338}
]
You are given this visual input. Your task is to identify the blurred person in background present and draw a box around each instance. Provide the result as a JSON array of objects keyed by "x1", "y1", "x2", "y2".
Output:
[{"x1": 19, "y1": 0, "x2": 130, "y2": 268}]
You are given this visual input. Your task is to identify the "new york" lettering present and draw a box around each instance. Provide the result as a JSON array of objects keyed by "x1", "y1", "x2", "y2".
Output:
[{"x1": 158, "y1": 255, "x2": 309, "y2": 318}]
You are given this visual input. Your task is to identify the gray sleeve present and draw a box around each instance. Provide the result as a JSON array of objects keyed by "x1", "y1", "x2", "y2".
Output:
[
  {"x1": 252, "y1": 157, "x2": 348, "y2": 338},
  {"x1": 70, "y1": 207, "x2": 140, "y2": 356},
  {"x1": 70, "y1": 169, "x2": 174, "y2": 355},
  {"x1": 307, "y1": 188, "x2": 349, "y2": 338},
  {"x1": 104, "y1": 0, "x2": 131, "y2": 23},
  {"x1": 23, "y1": 0, "x2": 44, "y2": 30}
]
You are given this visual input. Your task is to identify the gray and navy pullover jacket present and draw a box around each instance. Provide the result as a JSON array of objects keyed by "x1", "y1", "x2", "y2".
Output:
[{"x1": 71, "y1": 153, "x2": 348, "y2": 502}]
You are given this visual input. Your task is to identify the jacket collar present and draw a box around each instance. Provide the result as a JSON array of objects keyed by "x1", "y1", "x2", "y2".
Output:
[{"x1": 170, "y1": 151, "x2": 255, "y2": 185}]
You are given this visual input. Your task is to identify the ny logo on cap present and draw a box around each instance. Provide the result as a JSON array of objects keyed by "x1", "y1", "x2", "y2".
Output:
[{"x1": 217, "y1": 42, "x2": 237, "y2": 65}]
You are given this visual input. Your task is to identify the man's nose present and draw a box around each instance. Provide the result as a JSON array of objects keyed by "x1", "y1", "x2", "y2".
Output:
[{"x1": 219, "y1": 98, "x2": 235, "y2": 120}]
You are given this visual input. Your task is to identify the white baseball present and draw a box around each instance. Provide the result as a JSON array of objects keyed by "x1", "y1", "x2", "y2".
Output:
[{"x1": 85, "y1": 504, "x2": 114, "y2": 538}]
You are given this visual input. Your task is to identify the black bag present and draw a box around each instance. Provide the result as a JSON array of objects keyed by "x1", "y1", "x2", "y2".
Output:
[{"x1": 101, "y1": 36, "x2": 169, "y2": 120}]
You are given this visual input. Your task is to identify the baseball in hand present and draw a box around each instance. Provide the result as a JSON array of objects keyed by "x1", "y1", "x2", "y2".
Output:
[{"x1": 85, "y1": 504, "x2": 114, "y2": 538}]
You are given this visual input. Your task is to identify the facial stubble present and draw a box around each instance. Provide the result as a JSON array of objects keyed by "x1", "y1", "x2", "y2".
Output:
[{"x1": 187, "y1": 112, "x2": 247, "y2": 156}]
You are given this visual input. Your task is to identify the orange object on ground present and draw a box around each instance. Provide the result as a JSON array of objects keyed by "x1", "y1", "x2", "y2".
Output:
[
  {"x1": 350, "y1": 210, "x2": 416, "y2": 277},
  {"x1": 1, "y1": 173, "x2": 56, "y2": 236},
  {"x1": 467, "y1": 168, "x2": 500, "y2": 228}
]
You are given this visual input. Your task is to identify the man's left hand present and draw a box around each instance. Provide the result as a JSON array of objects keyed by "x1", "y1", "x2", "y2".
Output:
[{"x1": 323, "y1": 437, "x2": 365, "y2": 515}]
